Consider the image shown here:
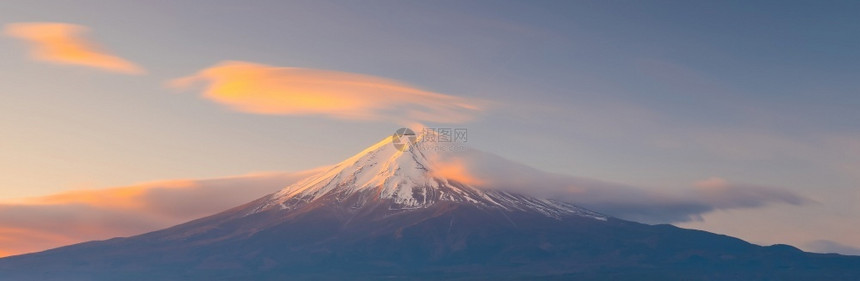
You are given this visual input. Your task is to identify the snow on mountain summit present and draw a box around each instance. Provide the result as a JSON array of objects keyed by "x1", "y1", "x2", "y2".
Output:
[
  {"x1": 253, "y1": 134, "x2": 605, "y2": 220},
  {"x1": 274, "y1": 135, "x2": 433, "y2": 205}
]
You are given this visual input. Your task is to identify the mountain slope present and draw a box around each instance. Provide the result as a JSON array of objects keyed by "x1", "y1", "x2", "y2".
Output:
[
  {"x1": 0, "y1": 136, "x2": 858, "y2": 280},
  {"x1": 250, "y1": 135, "x2": 605, "y2": 219}
]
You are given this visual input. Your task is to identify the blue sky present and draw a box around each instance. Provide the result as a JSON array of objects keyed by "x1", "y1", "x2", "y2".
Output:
[{"x1": 1, "y1": 0, "x2": 859, "y2": 255}]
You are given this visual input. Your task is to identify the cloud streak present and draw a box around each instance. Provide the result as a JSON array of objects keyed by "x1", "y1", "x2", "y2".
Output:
[
  {"x1": 3, "y1": 22, "x2": 144, "y2": 74},
  {"x1": 0, "y1": 168, "x2": 324, "y2": 257},
  {"x1": 427, "y1": 149, "x2": 811, "y2": 224},
  {"x1": 169, "y1": 61, "x2": 482, "y2": 123}
]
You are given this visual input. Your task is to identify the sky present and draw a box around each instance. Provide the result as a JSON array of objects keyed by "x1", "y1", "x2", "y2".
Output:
[{"x1": 1, "y1": 0, "x2": 859, "y2": 256}]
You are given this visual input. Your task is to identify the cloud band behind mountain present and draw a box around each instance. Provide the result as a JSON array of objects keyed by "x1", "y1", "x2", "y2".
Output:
[
  {"x1": 0, "y1": 148, "x2": 812, "y2": 257},
  {"x1": 0, "y1": 169, "x2": 324, "y2": 257},
  {"x1": 427, "y1": 149, "x2": 811, "y2": 224}
]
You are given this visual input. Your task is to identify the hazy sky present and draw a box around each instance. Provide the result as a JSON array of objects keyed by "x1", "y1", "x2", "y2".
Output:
[{"x1": 1, "y1": 0, "x2": 859, "y2": 255}]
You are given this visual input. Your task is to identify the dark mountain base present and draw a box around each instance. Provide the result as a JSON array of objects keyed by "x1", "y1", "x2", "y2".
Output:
[{"x1": 1, "y1": 202, "x2": 858, "y2": 280}]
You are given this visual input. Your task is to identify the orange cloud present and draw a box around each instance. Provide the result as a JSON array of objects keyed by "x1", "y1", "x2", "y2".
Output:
[
  {"x1": 429, "y1": 157, "x2": 486, "y2": 186},
  {"x1": 0, "y1": 168, "x2": 325, "y2": 258},
  {"x1": 18, "y1": 180, "x2": 195, "y2": 210},
  {"x1": 0, "y1": 228, "x2": 77, "y2": 258},
  {"x1": 169, "y1": 61, "x2": 482, "y2": 123},
  {"x1": 3, "y1": 22, "x2": 144, "y2": 74}
]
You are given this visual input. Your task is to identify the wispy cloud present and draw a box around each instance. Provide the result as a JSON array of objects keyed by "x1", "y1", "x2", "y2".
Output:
[
  {"x1": 427, "y1": 149, "x2": 811, "y2": 224},
  {"x1": 0, "y1": 168, "x2": 324, "y2": 257},
  {"x1": 169, "y1": 61, "x2": 483, "y2": 123},
  {"x1": 3, "y1": 22, "x2": 144, "y2": 74}
]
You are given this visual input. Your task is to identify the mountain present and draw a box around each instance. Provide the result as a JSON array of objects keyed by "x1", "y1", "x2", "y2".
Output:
[{"x1": 1, "y1": 136, "x2": 858, "y2": 280}]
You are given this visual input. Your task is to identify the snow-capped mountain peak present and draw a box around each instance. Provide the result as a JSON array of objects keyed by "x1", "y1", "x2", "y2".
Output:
[
  {"x1": 254, "y1": 135, "x2": 604, "y2": 220},
  {"x1": 275, "y1": 135, "x2": 433, "y2": 205}
]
